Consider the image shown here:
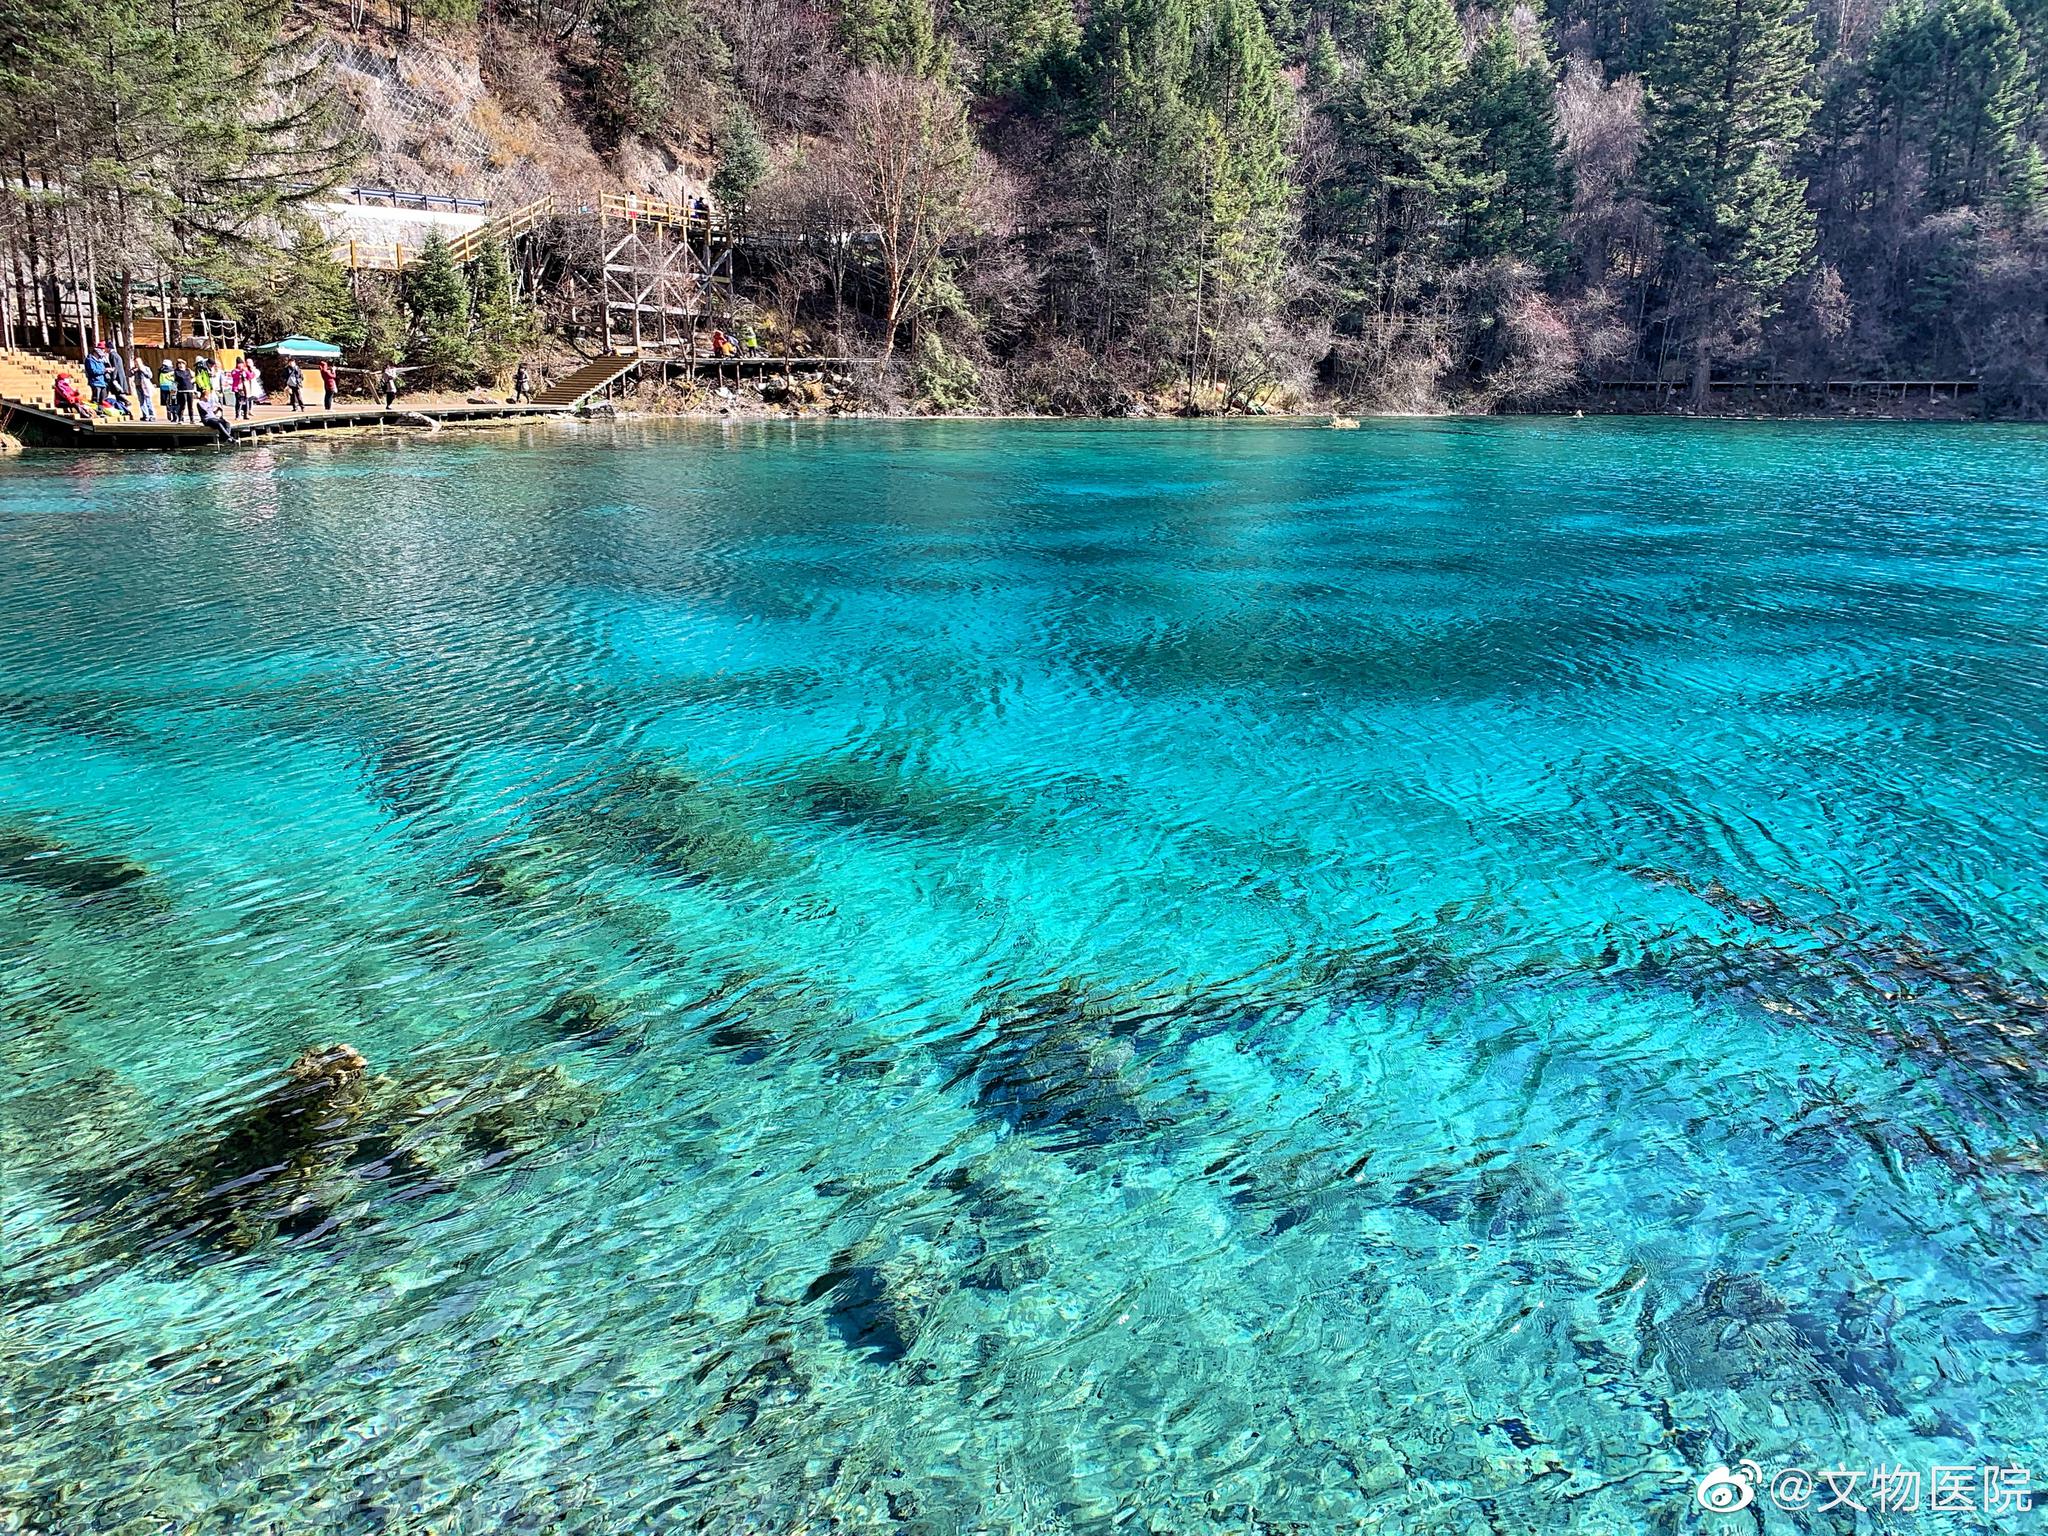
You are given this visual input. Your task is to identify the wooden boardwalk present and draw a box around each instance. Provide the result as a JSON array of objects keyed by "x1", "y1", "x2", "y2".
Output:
[
  {"x1": 2, "y1": 395, "x2": 571, "y2": 449},
  {"x1": 0, "y1": 344, "x2": 667, "y2": 449}
]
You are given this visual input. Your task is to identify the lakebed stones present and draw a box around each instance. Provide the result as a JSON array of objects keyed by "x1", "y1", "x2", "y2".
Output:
[
  {"x1": 1641, "y1": 1270, "x2": 1878, "y2": 1411},
  {"x1": 456, "y1": 758, "x2": 798, "y2": 904},
  {"x1": 806, "y1": 1238, "x2": 953, "y2": 1365},
  {"x1": 0, "y1": 825, "x2": 153, "y2": 902},
  {"x1": 582, "y1": 763, "x2": 785, "y2": 883},
  {"x1": 958, "y1": 982, "x2": 1161, "y2": 1151},
  {"x1": 774, "y1": 752, "x2": 1014, "y2": 842},
  {"x1": 458, "y1": 832, "x2": 585, "y2": 905},
  {"x1": 64, "y1": 1041, "x2": 602, "y2": 1257},
  {"x1": 539, "y1": 987, "x2": 633, "y2": 1045}
]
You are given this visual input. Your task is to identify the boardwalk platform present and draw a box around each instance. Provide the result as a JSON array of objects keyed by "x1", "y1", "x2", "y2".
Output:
[
  {"x1": 1, "y1": 396, "x2": 570, "y2": 450},
  {"x1": 0, "y1": 343, "x2": 667, "y2": 449}
]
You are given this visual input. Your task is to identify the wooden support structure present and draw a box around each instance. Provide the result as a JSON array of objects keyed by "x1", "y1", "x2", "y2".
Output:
[{"x1": 599, "y1": 192, "x2": 732, "y2": 357}]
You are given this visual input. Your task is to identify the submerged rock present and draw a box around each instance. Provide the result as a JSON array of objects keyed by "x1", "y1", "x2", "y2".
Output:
[
  {"x1": 367, "y1": 733, "x2": 459, "y2": 822},
  {"x1": 699, "y1": 1332, "x2": 809, "y2": 1436},
  {"x1": 62, "y1": 1041, "x2": 602, "y2": 1257},
  {"x1": 1640, "y1": 1271, "x2": 1890, "y2": 1410},
  {"x1": 775, "y1": 753, "x2": 1012, "y2": 841},
  {"x1": 151, "y1": 1043, "x2": 380, "y2": 1249},
  {"x1": 806, "y1": 1241, "x2": 951, "y2": 1365},
  {"x1": 456, "y1": 834, "x2": 586, "y2": 904},
  {"x1": 952, "y1": 981, "x2": 1159, "y2": 1150},
  {"x1": 0, "y1": 826, "x2": 152, "y2": 901},
  {"x1": 1394, "y1": 1152, "x2": 1573, "y2": 1237},
  {"x1": 572, "y1": 763, "x2": 789, "y2": 886},
  {"x1": 538, "y1": 988, "x2": 633, "y2": 1046},
  {"x1": 386, "y1": 1056, "x2": 604, "y2": 1172}
]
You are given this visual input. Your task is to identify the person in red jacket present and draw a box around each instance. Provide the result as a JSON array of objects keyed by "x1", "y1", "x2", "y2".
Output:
[{"x1": 52, "y1": 372, "x2": 91, "y2": 421}]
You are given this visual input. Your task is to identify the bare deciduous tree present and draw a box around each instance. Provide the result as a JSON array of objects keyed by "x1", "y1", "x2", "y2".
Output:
[{"x1": 827, "y1": 68, "x2": 986, "y2": 364}]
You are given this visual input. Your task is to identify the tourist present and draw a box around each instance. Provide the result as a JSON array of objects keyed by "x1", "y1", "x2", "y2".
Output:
[
  {"x1": 157, "y1": 358, "x2": 175, "y2": 418},
  {"x1": 194, "y1": 356, "x2": 213, "y2": 404},
  {"x1": 195, "y1": 395, "x2": 236, "y2": 444},
  {"x1": 174, "y1": 360, "x2": 197, "y2": 423},
  {"x1": 285, "y1": 359, "x2": 305, "y2": 413},
  {"x1": 381, "y1": 363, "x2": 400, "y2": 408},
  {"x1": 318, "y1": 359, "x2": 336, "y2": 410},
  {"x1": 232, "y1": 359, "x2": 254, "y2": 421},
  {"x1": 131, "y1": 355, "x2": 155, "y2": 421},
  {"x1": 53, "y1": 372, "x2": 91, "y2": 420},
  {"x1": 97, "y1": 354, "x2": 129, "y2": 419},
  {"x1": 513, "y1": 361, "x2": 530, "y2": 402},
  {"x1": 83, "y1": 347, "x2": 107, "y2": 407},
  {"x1": 741, "y1": 323, "x2": 760, "y2": 353}
]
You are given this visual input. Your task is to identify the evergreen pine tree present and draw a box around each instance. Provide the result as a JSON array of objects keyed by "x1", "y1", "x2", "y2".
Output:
[
  {"x1": 1366, "y1": 0, "x2": 1462, "y2": 104},
  {"x1": 590, "y1": 0, "x2": 727, "y2": 138},
  {"x1": 259, "y1": 231, "x2": 358, "y2": 341},
  {"x1": 470, "y1": 237, "x2": 537, "y2": 384},
  {"x1": 711, "y1": 104, "x2": 772, "y2": 214},
  {"x1": 1305, "y1": 28, "x2": 1344, "y2": 95},
  {"x1": 1923, "y1": 0, "x2": 2028, "y2": 207},
  {"x1": 403, "y1": 231, "x2": 477, "y2": 384},
  {"x1": 1453, "y1": 22, "x2": 1571, "y2": 268},
  {"x1": 2004, "y1": 141, "x2": 2048, "y2": 221},
  {"x1": 840, "y1": 0, "x2": 946, "y2": 73},
  {"x1": 1079, "y1": 0, "x2": 1293, "y2": 373},
  {"x1": 952, "y1": 0, "x2": 1082, "y2": 94},
  {"x1": 1642, "y1": 0, "x2": 1819, "y2": 388},
  {"x1": 1312, "y1": 0, "x2": 1470, "y2": 305}
]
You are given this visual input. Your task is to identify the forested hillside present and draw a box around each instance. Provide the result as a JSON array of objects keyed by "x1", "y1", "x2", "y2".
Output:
[{"x1": 4, "y1": 0, "x2": 2045, "y2": 412}]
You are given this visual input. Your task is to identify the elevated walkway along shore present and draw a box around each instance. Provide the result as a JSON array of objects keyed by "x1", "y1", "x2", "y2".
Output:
[
  {"x1": 0, "y1": 395, "x2": 572, "y2": 449},
  {"x1": 0, "y1": 346, "x2": 654, "y2": 449}
]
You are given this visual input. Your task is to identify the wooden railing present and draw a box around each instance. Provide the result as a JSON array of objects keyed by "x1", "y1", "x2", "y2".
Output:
[{"x1": 338, "y1": 194, "x2": 554, "y2": 271}]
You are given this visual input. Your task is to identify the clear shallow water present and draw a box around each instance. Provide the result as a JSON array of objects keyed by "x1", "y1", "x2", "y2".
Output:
[{"x1": 2, "y1": 417, "x2": 2047, "y2": 1534}]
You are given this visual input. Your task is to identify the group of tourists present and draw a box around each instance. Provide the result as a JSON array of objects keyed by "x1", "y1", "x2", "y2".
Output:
[
  {"x1": 52, "y1": 342, "x2": 342, "y2": 440},
  {"x1": 705, "y1": 324, "x2": 759, "y2": 358}
]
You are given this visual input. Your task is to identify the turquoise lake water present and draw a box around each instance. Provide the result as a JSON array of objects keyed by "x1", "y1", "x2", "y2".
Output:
[{"x1": 3, "y1": 417, "x2": 2048, "y2": 1534}]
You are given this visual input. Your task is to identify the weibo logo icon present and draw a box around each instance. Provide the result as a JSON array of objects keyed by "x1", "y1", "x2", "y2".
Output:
[{"x1": 1695, "y1": 1460, "x2": 1761, "y2": 1513}]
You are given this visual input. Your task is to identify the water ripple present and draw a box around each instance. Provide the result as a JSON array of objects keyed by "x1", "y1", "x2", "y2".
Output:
[{"x1": 3, "y1": 418, "x2": 2048, "y2": 1532}]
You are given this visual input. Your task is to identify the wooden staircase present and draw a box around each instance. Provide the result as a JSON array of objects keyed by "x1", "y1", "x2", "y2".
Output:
[
  {"x1": 531, "y1": 353, "x2": 641, "y2": 406},
  {"x1": 0, "y1": 347, "x2": 78, "y2": 414}
]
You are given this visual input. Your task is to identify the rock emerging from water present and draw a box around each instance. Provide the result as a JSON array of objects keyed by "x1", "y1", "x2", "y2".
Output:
[
  {"x1": 63, "y1": 1041, "x2": 603, "y2": 1257},
  {"x1": 154, "y1": 1043, "x2": 378, "y2": 1249}
]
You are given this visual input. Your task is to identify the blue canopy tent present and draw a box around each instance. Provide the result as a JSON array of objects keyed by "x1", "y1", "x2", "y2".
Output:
[{"x1": 250, "y1": 336, "x2": 344, "y2": 359}]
